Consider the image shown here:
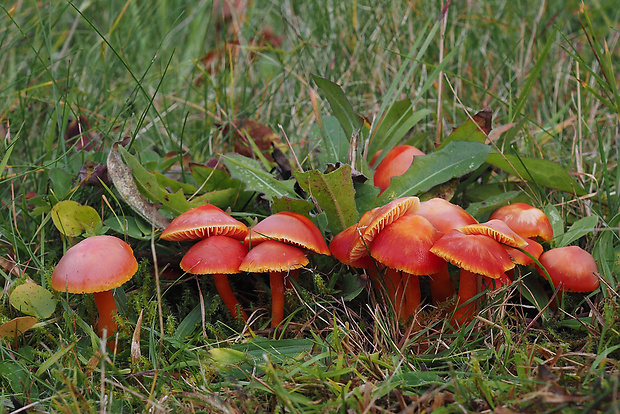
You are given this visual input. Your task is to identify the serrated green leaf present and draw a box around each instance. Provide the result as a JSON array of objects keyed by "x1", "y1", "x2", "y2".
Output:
[
  {"x1": 437, "y1": 112, "x2": 489, "y2": 150},
  {"x1": 294, "y1": 164, "x2": 358, "y2": 234},
  {"x1": 222, "y1": 154, "x2": 298, "y2": 200},
  {"x1": 559, "y1": 215, "x2": 598, "y2": 247},
  {"x1": 486, "y1": 153, "x2": 586, "y2": 195},
  {"x1": 369, "y1": 101, "x2": 431, "y2": 162},
  {"x1": 271, "y1": 197, "x2": 315, "y2": 216},
  {"x1": 376, "y1": 141, "x2": 491, "y2": 206},
  {"x1": 311, "y1": 75, "x2": 363, "y2": 139}
]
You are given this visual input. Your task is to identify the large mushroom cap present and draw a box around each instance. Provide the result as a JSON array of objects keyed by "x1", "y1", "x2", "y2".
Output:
[
  {"x1": 416, "y1": 198, "x2": 478, "y2": 233},
  {"x1": 180, "y1": 235, "x2": 247, "y2": 274},
  {"x1": 160, "y1": 204, "x2": 248, "y2": 241},
  {"x1": 349, "y1": 196, "x2": 420, "y2": 261},
  {"x1": 329, "y1": 224, "x2": 375, "y2": 269},
  {"x1": 489, "y1": 202, "x2": 553, "y2": 241},
  {"x1": 370, "y1": 214, "x2": 444, "y2": 275},
  {"x1": 430, "y1": 230, "x2": 514, "y2": 278},
  {"x1": 52, "y1": 235, "x2": 138, "y2": 293},
  {"x1": 245, "y1": 211, "x2": 330, "y2": 255},
  {"x1": 538, "y1": 246, "x2": 599, "y2": 292},
  {"x1": 239, "y1": 240, "x2": 309, "y2": 273}
]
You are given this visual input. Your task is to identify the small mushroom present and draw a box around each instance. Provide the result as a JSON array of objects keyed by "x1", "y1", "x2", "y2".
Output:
[
  {"x1": 489, "y1": 203, "x2": 553, "y2": 241},
  {"x1": 52, "y1": 235, "x2": 138, "y2": 342},
  {"x1": 537, "y1": 246, "x2": 599, "y2": 293},
  {"x1": 371, "y1": 145, "x2": 425, "y2": 194},
  {"x1": 160, "y1": 203, "x2": 248, "y2": 241},
  {"x1": 239, "y1": 240, "x2": 309, "y2": 327},
  {"x1": 180, "y1": 235, "x2": 249, "y2": 321}
]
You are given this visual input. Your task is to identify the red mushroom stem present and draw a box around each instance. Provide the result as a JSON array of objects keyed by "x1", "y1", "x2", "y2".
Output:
[
  {"x1": 402, "y1": 273, "x2": 421, "y2": 318},
  {"x1": 269, "y1": 271, "x2": 286, "y2": 327},
  {"x1": 212, "y1": 274, "x2": 248, "y2": 321},
  {"x1": 451, "y1": 270, "x2": 478, "y2": 326},
  {"x1": 93, "y1": 290, "x2": 119, "y2": 339},
  {"x1": 428, "y1": 262, "x2": 455, "y2": 305}
]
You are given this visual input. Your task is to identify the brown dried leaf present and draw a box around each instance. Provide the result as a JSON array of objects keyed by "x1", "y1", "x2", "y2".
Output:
[
  {"x1": 223, "y1": 119, "x2": 284, "y2": 162},
  {"x1": 131, "y1": 310, "x2": 143, "y2": 366}
]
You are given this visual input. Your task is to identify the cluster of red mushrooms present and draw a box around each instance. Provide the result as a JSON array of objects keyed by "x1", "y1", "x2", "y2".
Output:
[{"x1": 49, "y1": 143, "x2": 600, "y2": 342}]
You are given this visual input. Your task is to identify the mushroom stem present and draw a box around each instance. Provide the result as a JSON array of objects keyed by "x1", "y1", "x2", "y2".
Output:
[
  {"x1": 384, "y1": 268, "x2": 406, "y2": 319},
  {"x1": 212, "y1": 274, "x2": 248, "y2": 321},
  {"x1": 451, "y1": 269, "x2": 478, "y2": 326},
  {"x1": 269, "y1": 271, "x2": 285, "y2": 327},
  {"x1": 93, "y1": 290, "x2": 118, "y2": 339},
  {"x1": 402, "y1": 273, "x2": 421, "y2": 319},
  {"x1": 429, "y1": 262, "x2": 455, "y2": 304}
]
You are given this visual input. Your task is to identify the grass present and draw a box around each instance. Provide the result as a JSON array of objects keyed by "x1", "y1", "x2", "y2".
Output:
[{"x1": 1, "y1": 0, "x2": 620, "y2": 412}]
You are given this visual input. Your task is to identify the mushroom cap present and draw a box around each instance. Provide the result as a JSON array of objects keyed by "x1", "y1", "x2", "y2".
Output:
[
  {"x1": 370, "y1": 214, "x2": 444, "y2": 275},
  {"x1": 239, "y1": 240, "x2": 309, "y2": 273},
  {"x1": 460, "y1": 219, "x2": 528, "y2": 248},
  {"x1": 245, "y1": 211, "x2": 330, "y2": 255},
  {"x1": 349, "y1": 196, "x2": 420, "y2": 262},
  {"x1": 180, "y1": 235, "x2": 248, "y2": 275},
  {"x1": 430, "y1": 230, "x2": 514, "y2": 278},
  {"x1": 372, "y1": 145, "x2": 425, "y2": 191},
  {"x1": 416, "y1": 198, "x2": 478, "y2": 233},
  {"x1": 538, "y1": 246, "x2": 599, "y2": 292},
  {"x1": 160, "y1": 204, "x2": 248, "y2": 241},
  {"x1": 505, "y1": 238, "x2": 543, "y2": 266},
  {"x1": 329, "y1": 224, "x2": 375, "y2": 269},
  {"x1": 52, "y1": 235, "x2": 138, "y2": 294},
  {"x1": 489, "y1": 202, "x2": 553, "y2": 241}
]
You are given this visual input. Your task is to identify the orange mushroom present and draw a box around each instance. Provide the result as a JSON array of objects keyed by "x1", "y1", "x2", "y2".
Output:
[
  {"x1": 180, "y1": 235, "x2": 249, "y2": 321},
  {"x1": 160, "y1": 203, "x2": 248, "y2": 241},
  {"x1": 372, "y1": 145, "x2": 425, "y2": 194},
  {"x1": 489, "y1": 203, "x2": 553, "y2": 241},
  {"x1": 430, "y1": 230, "x2": 514, "y2": 326},
  {"x1": 52, "y1": 235, "x2": 138, "y2": 342},
  {"x1": 537, "y1": 246, "x2": 599, "y2": 293},
  {"x1": 239, "y1": 240, "x2": 309, "y2": 327}
]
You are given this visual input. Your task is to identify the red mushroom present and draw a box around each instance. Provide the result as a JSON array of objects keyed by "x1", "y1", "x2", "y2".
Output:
[
  {"x1": 537, "y1": 246, "x2": 599, "y2": 293},
  {"x1": 52, "y1": 235, "x2": 138, "y2": 342},
  {"x1": 372, "y1": 145, "x2": 425, "y2": 194},
  {"x1": 430, "y1": 230, "x2": 514, "y2": 326},
  {"x1": 239, "y1": 240, "x2": 309, "y2": 327},
  {"x1": 489, "y1": 203, "x2": 553, "y2": 241},
  {"x1": 160, "y1": 203, "x2": 248, "y2": 241},
  {"x1": 180, "y1": 235, "x2": 249, "y2": 321}
]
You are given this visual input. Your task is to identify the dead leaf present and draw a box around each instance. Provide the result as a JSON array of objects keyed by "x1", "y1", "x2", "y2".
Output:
[
  {"x1": 65, "y1": 115, "x2": 102, "y2": 151},
  {"x1": 131, "y1": 310, "x2": 143, "y2": 366},
  {"x1": 79, "y1": 161, "x2": 109, "y2": 187},
  {"x1": 222, "y1": 119, "x2": 284, "y2": 162}
]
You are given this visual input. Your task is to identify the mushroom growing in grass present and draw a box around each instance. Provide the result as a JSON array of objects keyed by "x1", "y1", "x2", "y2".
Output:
[
  {"x1": 180, "y1": 235, "x2": 249, "y2": 321},
  {"x1": 239, "y1": 240, "x2": 309, "y2": 327},
  {"x1": 52, "y1": 235, "x2": 138, "y2": 342},
  {"x1": 160, "y1": 203, "x2": 249, "y2": 320},
  {"x1": 371, "y1": 145, "x2": 425, "y2": 194},
  {"x1": 537, "y1": 246, "x2": 599, "y2": 295},
  {"x1": 369, "y1": 214, "x2": 444, "y2": 320},
  {"x1": 489, "y1": 202, "x2": 553, "y2": 241},
  {"x1": 430, "y1": 230, "x2": 515, "y2": 326}
]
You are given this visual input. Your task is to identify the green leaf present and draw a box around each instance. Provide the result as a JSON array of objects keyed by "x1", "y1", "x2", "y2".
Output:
[
  {"x1": 271, "y1": 197, "x2": 315, "y2": 216},
  {"x1": 51, "y1": 200, "x2": 101, "y2": 237},
  {"x1": 103, "y1": 216, "x2": 154, "y2": 240},
  {"x1": 48, "y1": 168, "x2": 74, "y2": 198},
  {"x1": 311, "y1": 116, "x2": 350, "y2": 165},
  {"x1": 438, "y1": 112, "x2": 489, "y2": 150},
  {"x1": 222, "y1": 154, "x2": 298, "y2": 200},
  {"x1": 376, "y1": 141, "x2": 491, "y2": 205},
  {"x1": 9, "y1": 283, "x2": 57, "y2": 319},
  {"x1": 311, "y1": 75, "x2": 363, "y2": 139},
  {"x1": 369, "y1": 101, "x2": 432, "y2": 162},
  {"x1": 559, "y1": 215, "x2": 598, "y2": 247},
  {"x1": 294, "y1": 164, "x2": 358, "y2": 234},
  {"x1": 466, "y1": 191, "x2": 522, "y2": 219},
  {"x1": 486, "y1": 153, "x2": 586, "y2": 195},
  {"x1": 544, "y1": 204, "x2": 564, "y2": 246}
]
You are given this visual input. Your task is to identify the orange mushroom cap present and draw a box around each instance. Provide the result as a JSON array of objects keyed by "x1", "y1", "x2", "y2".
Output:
[
  {"x1": 180, "y1": 235, "x2": 247, "y2": 274},
  {"x1": 329, "y1": 224, "x2": 375, "y2": 269},
  {"x1": 239, "y1": 240, "x2": 309, "y2": 273},
  {"x1": 416, "y1": 198, "x2": 478, "y2": 233},
  {"x1": 52, "y1": 235, "x2": 138, "y2": 293},
  {"x1": 160, "y1": 204, "x2": 248, "y2": 241},
  {"x1": 372, "y1": 145, "x2": 425, "y2": 192},
  {"x1": 430, "y1": 230, "x2": 514, "y2": 278},
  {"x1": 537, "y1": 246, "x2": 599, "y2": 292},
  {"x1": 349, "y1": 196, "x2": 420, "y2": 262},
  {"x1": 245, "y1": 211, "x2": 330, "y2": 255},
  {"x1": 505, "y1": 238, "x2": 543, "y2": 266},
  {"x1": 460, "y1": 219, "x2": 528, "y2": 248},
  {"x1": 370, "y1": 214, "x2": 444, "y2": 275},
  {"x1": 489, "y1": 202, "x2": 553, "y2": 241}
]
